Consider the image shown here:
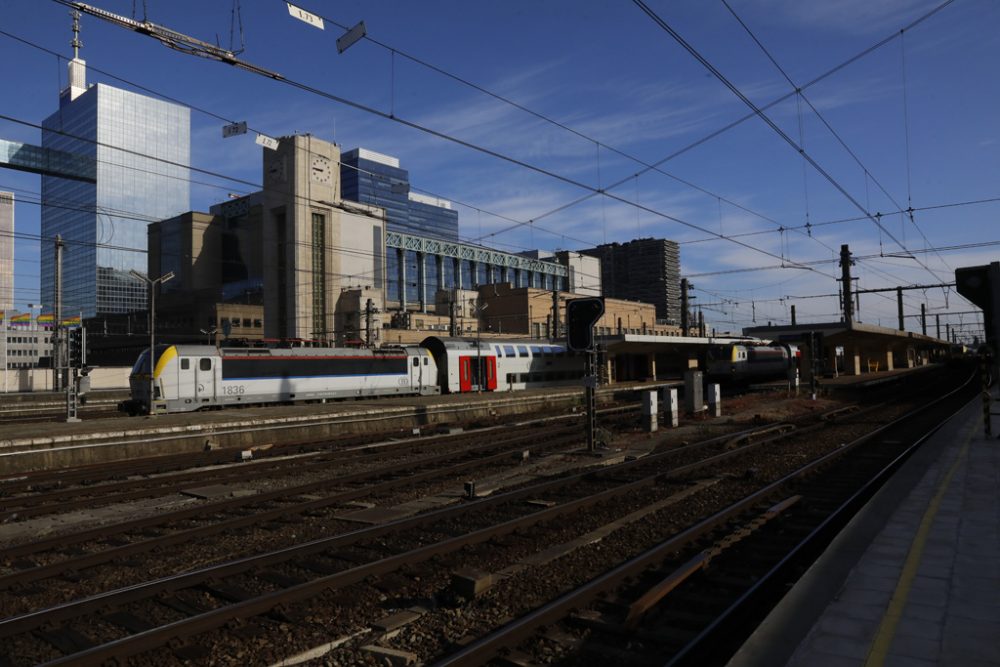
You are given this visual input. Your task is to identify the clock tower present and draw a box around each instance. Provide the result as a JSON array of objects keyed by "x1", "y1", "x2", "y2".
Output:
[{"x1": 261, "y1": 135, "x2": 383, "y2": 342}]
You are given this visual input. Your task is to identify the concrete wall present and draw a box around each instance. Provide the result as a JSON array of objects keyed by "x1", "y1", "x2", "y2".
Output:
[
  {"x1": 0, "y1": 366, "x2": 129, "y2": 393},
  {"x1": 559, "y1": 251, "x2": 601, "y2": 297}
]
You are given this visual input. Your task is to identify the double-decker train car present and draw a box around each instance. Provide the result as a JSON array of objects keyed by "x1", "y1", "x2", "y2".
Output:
[
  {"x1": 121, "y1": 344, "x2": 439, "y2": 415},
  {"x1": 420, "y1": 336, "x2": 584, "y2": 393},
  {"x1": 705, "y1": 342, "x2": 800, "y2": 382}
]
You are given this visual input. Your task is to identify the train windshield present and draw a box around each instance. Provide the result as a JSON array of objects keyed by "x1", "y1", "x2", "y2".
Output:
[{"x1": 130, "y1": 346, "x2": 171, "y2": 376}]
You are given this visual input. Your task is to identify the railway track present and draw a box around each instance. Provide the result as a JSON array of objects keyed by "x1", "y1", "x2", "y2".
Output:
[
  {"x1": 0, "y1": 367, "x2": 959, "y2": 665},
  {"x1": 437, "y1": 364, "x2": 977, "y2": 666}
]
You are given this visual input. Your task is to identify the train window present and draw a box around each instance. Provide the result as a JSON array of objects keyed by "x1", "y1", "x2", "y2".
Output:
[
  {"x1": 495, "y1": 346, "x2": 503, "y2": 357},
  {"x1": 531, "y1": 346, "x2": 543, "y2": 355},
  {"x1": 254, "y1": 319, "x2": 263, "y2": 328},
  {"x1": 504, "y1": 345, "x2": 516, "y2": 357},
  {"x1": 181, "y1": 359, "x2": 190, "y2": 370},
  {"x1": 200, "y1": 358, "x2": 211, "y2": 371},
  {"x1": 242, "y1": 318, "x2": 251, "y2": 328},
  {"x1": 518, "y1": 346, "x2": 529, "y2": 358},
  {"x1": 423, "y1": 357, "x2": 429, "y2": 365},
  {"x1": 412, "y1": 357, "x2": 419, "y2": 367}
]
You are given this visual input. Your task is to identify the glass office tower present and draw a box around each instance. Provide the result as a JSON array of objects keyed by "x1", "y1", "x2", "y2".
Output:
[
  {"x1": 41, "y1": 78, "x2": 190, "y2": 318},
  {"x1": 340, "y1": 148, "x2": 458, "y2": 304}
]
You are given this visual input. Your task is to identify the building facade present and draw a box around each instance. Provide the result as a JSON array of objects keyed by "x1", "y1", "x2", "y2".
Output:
[
  {"x1": 0, "y1": 192, "x2": 12, "y2": 312},
  {"x1": 477, "y1": 283, "x2": 680, "y2": 339},
  {"x1": 0, "y1": 326, "x2": 52, "y2": 370},
  {"x1": 262, "y1": 136, "x2": 385, "y2": 341},
  {"x1": 41, "y1": 56, "x2": 190, "y2": 319},
  {"x1": 147, "y1": 136, "x2": 389, "y2": 345},
  {"x1": 579, "y1": 238, "x2": 681, "y2": 324},
  {"x1": 341, "y1": 148, "x2": 458, "y2": 305}
]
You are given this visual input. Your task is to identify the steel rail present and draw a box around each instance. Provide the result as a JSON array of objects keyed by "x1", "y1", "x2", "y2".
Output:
[
  {"x1": 665, "y1": 369, "x2": 977, "y2": 666},
  {"x1": 0, "y1": 425, "x2": 579, "y2": 585},
  {"x1": 432, "y1": 368, "x2": 974, "y2": 666},
  {"x1": 3, "y1": 421, "x2": 782, "y2": 646},
  {"x1": 27, "y1": 420, "x2": 803, "y2": 666}
]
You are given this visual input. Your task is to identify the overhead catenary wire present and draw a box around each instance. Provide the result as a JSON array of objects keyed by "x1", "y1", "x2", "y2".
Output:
[
  {"x1": 0, "y1": 0, "x2": 984, "y2": 334},
  {"x1": 719, "y1": 0, "x2": 955, "y2": 281},
  {"x1": 477, "y1": 0, "x2": 957, "y2": 246},
  {"x1": 284, "y1": 0, "x2": 791, "y2": 244},
  {"x1": 1, "y1": 22, "x2": 829, "y2": 287},
  {"x1": 632, "y1": 0, "x2": 955, "y2": 293}
]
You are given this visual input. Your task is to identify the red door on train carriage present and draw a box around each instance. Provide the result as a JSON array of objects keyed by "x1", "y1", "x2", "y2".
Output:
[
  {"x1": 485, "y1": 356, "x2": 497, "y2": 390},
  {"x1": 458, "y1": 355, "x2": 497, "y2": 392},
  {"x1": 458, "y1": 356, "x2": 472, "y2": 392}
]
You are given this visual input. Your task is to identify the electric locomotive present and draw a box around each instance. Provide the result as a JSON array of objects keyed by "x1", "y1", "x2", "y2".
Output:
[
  {"x1": 705, "y1": 342, "x2": 799, "y2": 382},
  {"x1": 121, "y1": 344, "x2": 439, "y2": 415}
]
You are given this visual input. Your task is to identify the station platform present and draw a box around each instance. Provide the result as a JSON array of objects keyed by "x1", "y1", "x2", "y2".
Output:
[{"x1": 730, "y1": 385, "x2": 1000, "y2": 667}]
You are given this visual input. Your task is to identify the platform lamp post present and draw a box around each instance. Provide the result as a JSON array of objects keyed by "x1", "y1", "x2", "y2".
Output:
[
  {"x1": 475, "y1": 300, "x2": 488, "y2": 392},
  {"x1": 130, "y1": 270, "x2": 174, "y2": 416}
]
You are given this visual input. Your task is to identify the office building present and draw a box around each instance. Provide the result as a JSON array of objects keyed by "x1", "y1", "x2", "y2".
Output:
[
  {"x1": 0, "y1": 192, "x2": 12, "y2": 312},
  {"x1": 144, "y1": 135, "x2": 385, "y2": 344},
  {"x1": 40, "y1": 53, "x2": 190, "y2": 319},
  {"x1": 341, "y1": 148, "x2": 458, "y2": 305},
  {"x1": 579, "y1": 238, "x2": 681, "y2": 324}
]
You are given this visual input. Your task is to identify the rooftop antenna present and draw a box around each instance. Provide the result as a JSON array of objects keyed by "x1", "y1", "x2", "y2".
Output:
[{"x1": 71, "y1": 8, "x2": 82, "y2": 58}]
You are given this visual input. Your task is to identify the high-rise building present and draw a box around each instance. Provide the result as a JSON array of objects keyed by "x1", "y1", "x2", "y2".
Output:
[
  {"x1": 340, "y1": 148, "x2": 458, "y2": 304},
  {"x1": 579, "y1": 238, "x2": 681, "y2": 324},
  {"x1": 0, "y1": 191, "x2": 13, "y2": 312},
  {"x1": 40, "y1": 54, "x2": 190, "y2": 319}
]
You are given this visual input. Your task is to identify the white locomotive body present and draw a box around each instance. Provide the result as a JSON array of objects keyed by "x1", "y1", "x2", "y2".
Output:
[{"x1": 124, "y1": 344, "x2": 439, "y2": 415}]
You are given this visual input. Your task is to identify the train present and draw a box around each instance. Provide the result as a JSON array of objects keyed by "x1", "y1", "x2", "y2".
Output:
[
  {"x1": 704, "y1": 342, "x2": 800, "y2": 382},
  {"x1": 120, "y1": 336, "x2": 585, "y2": 415}
]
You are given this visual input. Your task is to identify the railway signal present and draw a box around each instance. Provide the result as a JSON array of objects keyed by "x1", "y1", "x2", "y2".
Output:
[
  {"x1": 566, "y1": 297, "x2": 605, "y2": 352},
  {"x1": 67, "y1": 327, "x2": 86, "y2": 369},
  {"x1": 566, "y1": 297, "x2": 605, "y2": 453}
]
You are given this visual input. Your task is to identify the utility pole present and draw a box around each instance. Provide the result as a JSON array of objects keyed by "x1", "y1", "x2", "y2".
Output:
[
  {"x1": 449, "y1": 297, "x2": 458, "y2": 337},
  {"x1": 809, "y1": 331, "x2": 818, "y2": 400},
  {"x1": 839, "y1": 244, "x2": 854, "y2": 325},
  {"x1": 936, "y1": 314, "x2": 941, "y2": 340},
  {"x1": 791, "y1": 304, "x2": 797, "y2": 326},
  {"x1": 698, "y1": 309, "x2": 705, "y2": 337},
  {"x1": 921, "y1": 303, "x2": 927, "y2": 336},
  {"x1": 551, "y1": 287, "x2": 560, "y2": 340},
  {"x1": 680, "y1": 278, "x2": 689, "y2": 335},
  {"x1": 897, "y1": 287, "x2": 904, "y2": 331},
  {"x1": 364, "y1": 298, "x2": 374, "y2": 347},
  {"x1": 54, "y1": 235, "x2": 64, "y2": 391}
]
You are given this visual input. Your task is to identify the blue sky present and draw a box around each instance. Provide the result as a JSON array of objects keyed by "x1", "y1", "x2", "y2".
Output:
[{"x1": 0, "y1": 0, "x2": 997, "y2": 339}]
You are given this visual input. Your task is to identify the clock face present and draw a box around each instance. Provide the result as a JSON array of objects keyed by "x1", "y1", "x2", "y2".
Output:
[
  {"x1": 310, "y1": 156, "x2": 332, "y2": 184},
  {"x1": 267, "y1": 157, "x2": 286, "y2": 181}
]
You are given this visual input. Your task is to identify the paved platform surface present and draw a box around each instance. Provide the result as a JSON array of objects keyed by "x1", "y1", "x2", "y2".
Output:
[{"x1": 730, "y1": 384, "x2": 1000, "y2": 667}]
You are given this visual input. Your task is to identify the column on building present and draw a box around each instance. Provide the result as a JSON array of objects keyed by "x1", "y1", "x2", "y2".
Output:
[
  {"x1": 435, "y1": 255, "x2": 445, "y2": 296},
  {"x1": 417, "y1": 252, "x2": 427, "y2": 313},
  {"x1": 453, "y1": 258, "x2": 463, "y2": 290},
  {"x1": 397, "y1": 247, "x2": 407, "y2": 310},
  {"x1": 470, "y1": 260, "x2": 479, "y2": 287}
]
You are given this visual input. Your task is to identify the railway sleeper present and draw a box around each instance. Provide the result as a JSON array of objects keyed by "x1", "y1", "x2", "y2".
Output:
[
  {"x1": 34, "y1": 626, "x2": 97, "y2": 653},
  {"x1": 158, "y1": 594, "x2": 210, "y2": 617},
  {"x1": 102, "y1": 611, "x2": 155, "y2": 634}
]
